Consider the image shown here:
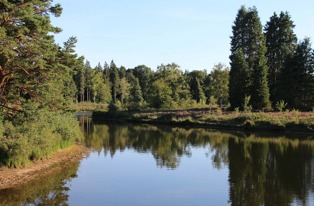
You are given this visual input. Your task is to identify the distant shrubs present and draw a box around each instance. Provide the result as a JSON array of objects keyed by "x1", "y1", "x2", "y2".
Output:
[
  {"x1": 0, "y1": 109, "x2": 83, "y2": 168},
  {"x1": 276, "y1": 100, "x2": 288, "y2": 112}
]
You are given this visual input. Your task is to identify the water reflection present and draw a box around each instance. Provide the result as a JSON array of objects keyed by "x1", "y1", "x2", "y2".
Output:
[
  {"x1": 82, "y1": 118, "x2": 314, "y2": 205},
  {"x1": 1, "y1": 117, "x2": 313, "y2": 205},
  {"x1": 83, "y1": 121, "x2": 231, "y2": 169},
  {"x1": 229, "y1": 138, "x2": 314, "y2": 206},
  {"x1": 0, "y1": 161, "x2": 80, "y2": 206}
]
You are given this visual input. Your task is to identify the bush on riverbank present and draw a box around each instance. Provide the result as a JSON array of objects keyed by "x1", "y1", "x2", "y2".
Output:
[{"x1": 0, "y1": 109, "x2": 83, "y2": 168}]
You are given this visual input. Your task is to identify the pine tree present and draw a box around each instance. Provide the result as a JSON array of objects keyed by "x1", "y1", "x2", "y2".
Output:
[
  {"x1": 56, "y1": 37, "x2": 82, "y2": 105},
  {"x1": 264, "y1": 12, "x2": 297, "y2": 105},
  {"x1": 0, "y1": 0, "x2": 62, "y2": 113}
]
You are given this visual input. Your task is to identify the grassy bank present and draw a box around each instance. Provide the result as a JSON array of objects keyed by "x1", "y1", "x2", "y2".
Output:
[
  {"x1": 66, "y1": 102, "x2": 108, "y2": 112},
  {"x1": 92, "y1": 109, "x2": 314, "y2": 133},
  {"x1": 0, "y1": 109, "x2": 83, "y2": 168}
]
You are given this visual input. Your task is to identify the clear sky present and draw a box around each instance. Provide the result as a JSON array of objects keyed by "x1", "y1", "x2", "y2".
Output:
[{"x1": 51, "y1": 0, "x2": 314, "y2": 71}]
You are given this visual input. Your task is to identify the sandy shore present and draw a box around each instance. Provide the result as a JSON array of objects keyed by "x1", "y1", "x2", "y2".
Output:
[{"x1": 0, "y1": 145, "x2": 89, "y2": 190}]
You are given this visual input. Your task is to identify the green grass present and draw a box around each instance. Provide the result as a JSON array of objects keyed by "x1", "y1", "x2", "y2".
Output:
[{"x1": 66, "y1": 102, "x2": 108, "y2": 112}]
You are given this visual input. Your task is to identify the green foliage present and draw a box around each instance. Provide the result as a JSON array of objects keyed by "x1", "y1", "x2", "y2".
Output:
[
  {"x1": 108, "y1": 100, "x2": 122, "y2": 112},
  {"x1": 208, "y1": 63, "x2": 229, "y2": 107},
  {"x1": 229, "y1": 6, "x2": 271, "y2": 111},
  {"x1": 264, "y1": 12, "x2": 297, "y2": 105},
  {"x1": 243, "y1": 95, "x2": 252, "y2": 112},
  {"x1": 229, "y1": 49, "x2": 250, "y2": 109},
  {"x1": 109, "y1": 60, "x2": 120, "y2": 103},
  {"x1": 0, "y1": 0, "x2": 63, "y2": 113},
  {"x1": 119, "y1": 77, "x2": 130, "y2": 104},
  {"x1": 132, "y1": 65, "x2": 153, "y2": 102},
  {"x1": 209, "y1": 96, "x2": 218, "y2": 112},
  {"x1": 0, "y1": 109, "x2": 83, "y2": 168},
  {"x1": 276, "y1": 100, "x2": 288, "y2": 112},
  {"x1": 279, "y1": 38, "x2": 314, "y2": 111}
]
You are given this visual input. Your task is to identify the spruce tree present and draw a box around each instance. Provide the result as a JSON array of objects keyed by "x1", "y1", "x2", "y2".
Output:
[
  {"x1": 264, "y1": 12, "x2": 297, "y2": 104},
  {"x1": 230, "y1": 6, "x2": 248, "y2": 54},
  {"x1": 109, "y1": 60, "x2": 120, "y2": 103},
  {"x1": 246, "y1": 8, "x2": 271, "y2": 110},
  {"x1": 229, "y1": 6, "x2": 271, "y2": 110},
  {"x1": 229, "y1": 49, "x2": 249, "y2": 109},
  {"x1": 229, "y1": 6, "x2": 250, "y2": 110},
  {"x1": 280, "y1": 38, "x2": 314, "y2": 110}
]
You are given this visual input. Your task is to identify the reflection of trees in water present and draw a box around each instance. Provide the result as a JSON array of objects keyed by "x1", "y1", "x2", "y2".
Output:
[
  {"x1": 229, "y1": 137, "x2": 314, "y2": 206},
  {"x1": 83, "y1": 119, "x2": 314, "y2": 205},
  {"x1": 84, "y1": 122, "x2": 231, "y2": 169},
  {"x1": 0, "y1": 161, "x2": 79, "y2": 206}
]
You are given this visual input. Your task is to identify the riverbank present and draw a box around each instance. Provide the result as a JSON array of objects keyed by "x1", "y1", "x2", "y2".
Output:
[
  {"x1": 92, "y1": 109, "x2": 314, "y2": 133},
  {"x1": 0, "y1": 145, "x2": 88, "y2": 190}
]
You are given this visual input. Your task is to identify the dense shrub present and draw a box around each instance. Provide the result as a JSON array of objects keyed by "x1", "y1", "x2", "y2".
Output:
[{"x1": 0, "y1": 109, "x2": 83, "y2": 168}]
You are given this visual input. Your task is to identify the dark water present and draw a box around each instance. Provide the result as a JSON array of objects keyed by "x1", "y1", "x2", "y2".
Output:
[{"x1": 1, "y1": 118, "x2": 314, "y2": 206}]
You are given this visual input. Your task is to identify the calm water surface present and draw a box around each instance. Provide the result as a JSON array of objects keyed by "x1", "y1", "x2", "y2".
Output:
[{"x1": 1, "y1": 118, "x2": 314, "y2": 206}]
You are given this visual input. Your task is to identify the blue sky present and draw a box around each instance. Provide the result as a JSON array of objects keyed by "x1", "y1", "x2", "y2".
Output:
[{"x1": 51, "y1": 0, "x2": 314, "y2": 71}]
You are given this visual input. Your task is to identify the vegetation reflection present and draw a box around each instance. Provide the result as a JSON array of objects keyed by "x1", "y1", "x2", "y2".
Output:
[
  {"x1": 0, "y1": 161, "x2": 80, "y2": 206},
  {"x1": 83, "y1": 119, "x2": 314, "y2": 205}
]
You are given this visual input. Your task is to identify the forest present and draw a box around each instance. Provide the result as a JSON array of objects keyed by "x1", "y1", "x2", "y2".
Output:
[
  {"x1": 60, "y1": 6, "x2": 314, "y2": 112},
  {"x1": 0, "y1": 1, "x2": 313, "y2": 167}
]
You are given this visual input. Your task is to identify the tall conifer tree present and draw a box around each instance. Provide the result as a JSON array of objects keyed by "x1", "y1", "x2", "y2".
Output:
[
  {"x1": 229, "y1": 49, "x2": 249, "y2": 109},
  {"x1": 264, "y1": 12, "x2": 297, "y2": 104},
  {"x1": 109, "y1": 60, "x2": 120, "y2": 103},
  {"x1": 229, "y1": 6, "x2": 271, "y2": 110},
  {"x1": 280, "y1": 38, "x2": 314, "y2": 110}
]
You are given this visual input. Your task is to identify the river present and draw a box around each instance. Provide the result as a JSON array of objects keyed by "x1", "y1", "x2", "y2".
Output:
[{"x1": 0, "y1": 117, "x2": 314, "y2": 206}]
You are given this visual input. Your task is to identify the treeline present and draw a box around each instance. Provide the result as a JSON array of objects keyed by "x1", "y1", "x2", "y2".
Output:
[
  {"x1": 72, "y1": 60, "x2": 229, "y2": 110},
  {"x1": 1, "y1": 3, "x2": 314, "y2": 115},
  {"x1": 68, "y1": 6, "x2": 314, "y2": 112}
]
